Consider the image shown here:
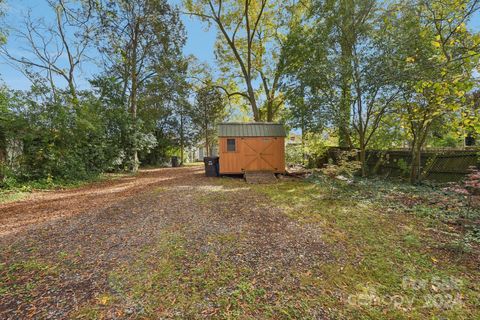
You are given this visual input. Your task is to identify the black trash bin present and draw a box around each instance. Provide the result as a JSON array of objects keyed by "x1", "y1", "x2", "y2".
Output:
[
  {"x1": 204, "y1": 157, "x2": 219, "y2": 177},
  {"x1": 465, "y1": 134, "x2": 476, "y2": 146},
  {"x1": 171, "y1": 156, "x2": 179, "y2": 167}
]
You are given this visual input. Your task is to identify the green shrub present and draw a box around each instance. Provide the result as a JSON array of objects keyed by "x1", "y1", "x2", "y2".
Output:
[
  {"x1": 397, "y1": 158, "x2": 411, "y2": 177},
  {"x1": 286, "y1": 143, "x2": 304, "y2": 166},
  {"x1": 321, "y1": 149, "x2": 362, "y2": 179}
]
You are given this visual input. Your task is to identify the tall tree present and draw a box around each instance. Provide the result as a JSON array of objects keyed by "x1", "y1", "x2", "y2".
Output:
[
  {"x1": 392, "y1": 0, "x2": 480, "y2": 183},
  {"x1": 185, "y1": 0, "x2": 299, "y2": 122},
  {"x1": 282, "y1": 0, "x2": 377, "y2": 148},
  {"x1": 190, "y1": 84, "x2": 226, "y2": 157},
  {"x1": 0, "y1": 0, "x2": 93, "y2": 104},
  {"x1": 140, "y1": 55, "x2": 192, "y2": 165},
  {"x1": 283, "y1": 0, "x2": 391, "y2": 160},
  {"x1": 0, "y1": 88, "x2": 8, "y2": 166},
  {"x1": 348, "y1": 4, "x2": 405, "y2": 176},
  {"x1": 0, "y1": 0, "x2": 7, "y2": 166},
  {"x1": 306, "y1": 0, "x2": 366, "y2": 148},
  {"x1": 337, "y1": 0, "x2": 355, "y2": 148},
  {"x1": 93, "y1": 0, "x2": 185, "y2": 171},
  {"x1": 0, "y1": 0, "x2": 5, "y2": 46}
]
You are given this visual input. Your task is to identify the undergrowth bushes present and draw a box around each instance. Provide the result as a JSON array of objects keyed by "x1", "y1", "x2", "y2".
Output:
[
  {"x1": 308, "y1": 169, "x2": 480, "y2": 253},
  {"x1": 0, "y1": 87, "x2": 171, "y2": 189}
]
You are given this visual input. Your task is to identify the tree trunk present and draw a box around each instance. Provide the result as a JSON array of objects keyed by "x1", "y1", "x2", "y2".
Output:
[
  {"x1": 409, "y1": 125, "x2": 430, "y2": 184},
  {"x1": 0, "y1": 147, "x2": 6, "y2": 164},
  {"x1": 0, "y1": 148, "x2": 5, "y2": 181},
  {"x1": 360, "y1": 144, "x2": 367, "y2": 177},
  {"x1": 301, "y1": 114, "x2": 306, "y2": 166},
  {"x1": 68, "y1": 77, "x2": 78, "y2": 104},
  {"x1": 205, "y1": 134, "x2": 209, "y2": 157},
  {"x1": 250, "y1": 95, "x2": 262, "y2": 122},
  {"x1": 338, "y1": 0, "x2": 354, "y2": 148},
  {"x1": 339, "y1": 85, "x2": 351, "y2": 148},
  {"x1": 410, "y1": 143, "x2": 422, "y2": 184},
  {"x1": 267, "y1": 100, "x2": 273, "y2": 122},
  {"x1": 248, "y1": 84, "x2": 260, "y2": 122},
  {"x1": 130, "y1": 21, "x2": 140, "y2": 173},
  {"x1": 180, "y1": 111, "x2": 184, "y2": 165},
  {"x1": 204, "y1": 102, "x2": 209, "y2": 157},
  {"x1": 266, "y1": 94, "x2": 276, "y2": 122}
]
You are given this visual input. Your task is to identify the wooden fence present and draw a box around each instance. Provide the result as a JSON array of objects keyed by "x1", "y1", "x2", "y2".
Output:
[{"x1": 364, "y1": 149, "x2": 480, "y2": 182}]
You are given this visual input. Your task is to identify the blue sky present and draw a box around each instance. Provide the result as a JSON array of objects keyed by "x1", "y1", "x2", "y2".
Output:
[
  {"x1": 1, "y1": 0, "x2": 479, "y2": 91},
  {"x1": 0, "y1": 0, "x2": 217, "y2": 90}
]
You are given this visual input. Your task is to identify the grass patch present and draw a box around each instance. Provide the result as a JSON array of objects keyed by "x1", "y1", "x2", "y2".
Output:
[
  {"x1": 183, "y1": 162, "x2": 204, "y2": 167},
  {"x1": 0, "y1": 190, "x2": 30, "y2": 204},
  {"x1": 0, "y1": 259, "x2": 58, "y2": 297},
  {"x1": 75, "y1": 230, "x2": 326, "y2": 319},
  {"x1": 0, "y1": 171, "x2": 135, "y2": 204},
  {"x1": 152, "y1": 186, "x2": 167, "y2": 194},
  {"x1": 74, "y1": 231, "x2": 254, "y2": 318},
  {"x1": 247, "y1": 178, "x2": 480, "y2": 319},
  {"x1": 196, "y1": 190, "x2": 230, "y2": 204}
]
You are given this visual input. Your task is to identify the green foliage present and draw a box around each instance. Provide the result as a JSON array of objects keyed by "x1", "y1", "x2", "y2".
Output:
[
  {"x1": 380, "y1": 0, "x2": 480, "y2": 182},
  {"x1": 185, "y1": 0, "x2": 302, "y2": 121},
  {"x1": 283, "y1": 0, "x2": 405, "y2": 174},
  {"x1": 91, "y1": 0, "x2": 187, "y2": 170},
  {"x1": 188, "y1": 84, "x2": 226, "y2": 156},
  {"x1": 253, "y1": 177, "x2": 480, "y2": 319},
  {"x1": 281, "y1": 0, "x2": 480, "y2": 182},
  {"x1": 397, "y1": 158, "x2": 411, "y2": 178},
  {"x1": 9, "y1": 92, "x2": 110, "y2": 182},
  {"x1": 285, "y1": 132, "x2": 329, "y2": 167},
  {"x1": 0, "y1": 0, "x2": 5, "y2": 45},
  {"x1": 367, "y1": 113, "x2": 407, "y2": 150},
  {"x1": 304, "y1": 132, "x2": 330, "y2": 167},
  {"x1": 0, "y1": 84, "x2": 154, "y2": 186},
  {"x1": 321, "y1": 149, "x2": 362, "y2": 179},
  {"x1": 285, "y1": 143, "x2": 303, "y2": 166},
  {"x1": 0, "y1": 0, "x2": 190, "y2": 187},
  {"x1": 1, "y1": 0, "x2": 480, "y2": 187}
]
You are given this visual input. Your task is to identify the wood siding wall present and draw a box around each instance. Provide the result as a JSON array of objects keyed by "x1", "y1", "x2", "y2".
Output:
[{"x1": 219, "y1": 137, "x2": 285, "y2": 174}]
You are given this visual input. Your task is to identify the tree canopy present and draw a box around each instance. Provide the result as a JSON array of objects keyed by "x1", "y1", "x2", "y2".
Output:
[{"x1": 0, "y1": 0, "x2": 479, "y2": 185}]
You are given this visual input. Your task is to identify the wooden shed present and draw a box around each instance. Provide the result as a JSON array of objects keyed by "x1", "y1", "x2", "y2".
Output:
[{"x1": 218, "y1": 123, "x2": 286, "y2": 174}]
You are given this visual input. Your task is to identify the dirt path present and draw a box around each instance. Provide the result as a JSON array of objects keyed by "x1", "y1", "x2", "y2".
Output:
[
  {"x1": 0, "y1": 166, "x2": 329, "y2": 319},
  {"x1": 0, "y1": 167, "x2": 194, "y2": 237}
]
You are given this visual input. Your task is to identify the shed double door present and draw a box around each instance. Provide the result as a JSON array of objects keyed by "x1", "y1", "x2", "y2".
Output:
[{"x1": 240, "y1": 137, "x2": 284, "y2": 172}]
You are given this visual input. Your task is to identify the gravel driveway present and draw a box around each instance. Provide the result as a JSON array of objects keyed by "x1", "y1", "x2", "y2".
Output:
[{"x1": 0, "y1": 166, "x2": 329, "y2": 319}]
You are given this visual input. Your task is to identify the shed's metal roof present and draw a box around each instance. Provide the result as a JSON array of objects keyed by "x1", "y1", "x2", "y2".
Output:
[{"x1": 218, "y1": 123, "x2": 287, "y2": 137}]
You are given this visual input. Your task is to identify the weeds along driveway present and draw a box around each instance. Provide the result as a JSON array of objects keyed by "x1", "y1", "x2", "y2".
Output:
[{"x1": 0, "y1": 166, "x2": 330, "y2": 319}]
